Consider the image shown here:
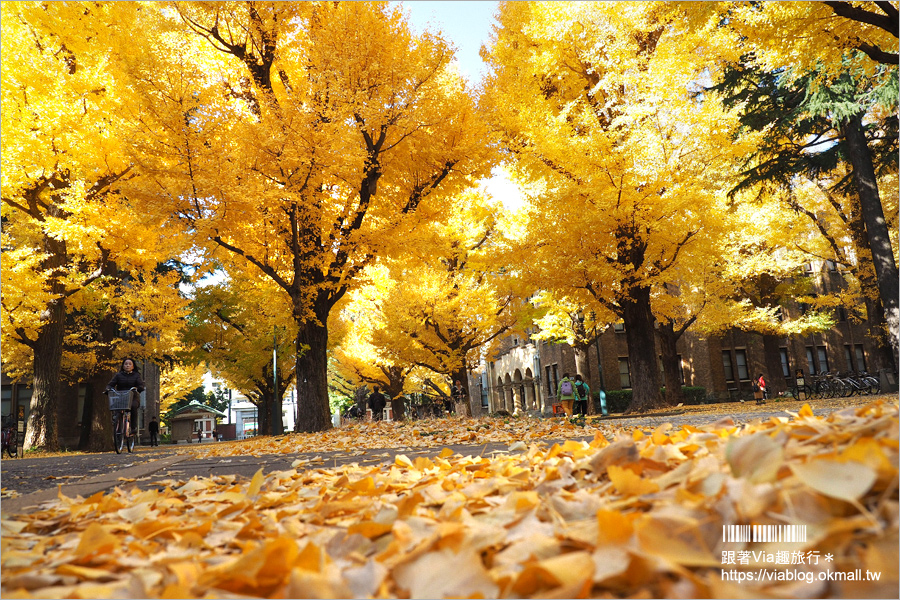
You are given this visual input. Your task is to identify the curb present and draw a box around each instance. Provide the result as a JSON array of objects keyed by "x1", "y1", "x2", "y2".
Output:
[{"x1": 1, "y1": 454, "x2": 189, "y2": 517}]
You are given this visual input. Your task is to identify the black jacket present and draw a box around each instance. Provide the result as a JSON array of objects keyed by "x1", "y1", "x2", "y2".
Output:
[
  {"x1": 368, "y1": 392, "x2": 387, "y2": 413},
  {"x1": 107, "y1": 370, "x2": 145, "y2": 408}
]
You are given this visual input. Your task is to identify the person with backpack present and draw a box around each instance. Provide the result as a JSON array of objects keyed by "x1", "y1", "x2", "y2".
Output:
[
  {"x1": 573, "y1": 374, "x2": 590, "y2": 416},
  {"x1": 556, "y1": 372, "x2": 578, "y2": 416}
]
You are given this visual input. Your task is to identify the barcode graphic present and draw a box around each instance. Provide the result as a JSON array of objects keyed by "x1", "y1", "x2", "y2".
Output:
[{"x1": 722, "y1": 525, "x2": 807, "y2": 543}]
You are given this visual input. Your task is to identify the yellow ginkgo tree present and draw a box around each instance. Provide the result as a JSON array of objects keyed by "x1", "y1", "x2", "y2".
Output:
[
  {"x1": 484, "y1": 2, "x2": 748, "y2": 411},
  {"x1": 127, "y1": 2, "x2": 495, "y2": 432},
  {"x1": 337, "y1": 193, "x2": 527, "y2": 415},
  {"x1": 1, "y1": 3, "x2": 188, "y2": 451}
]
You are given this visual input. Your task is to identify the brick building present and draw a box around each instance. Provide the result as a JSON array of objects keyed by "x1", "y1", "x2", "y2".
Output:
[{"x1": 470, "y1": 261, "x2": 896, "y2": 414}]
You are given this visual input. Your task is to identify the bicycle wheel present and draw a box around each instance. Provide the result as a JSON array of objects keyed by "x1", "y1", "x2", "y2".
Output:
[
  {"x1": 126, "y1": 431, "x2": 135, "y2": 453},
  {"x1": 113, "y1": 412, "x2": 125, "y2": 454},
  {"x1": 837, "y1": 379, "x2": 854, "y2": 398},
  {"x1": 864, "y1": 376, "x2": 881, "y2": 394}
]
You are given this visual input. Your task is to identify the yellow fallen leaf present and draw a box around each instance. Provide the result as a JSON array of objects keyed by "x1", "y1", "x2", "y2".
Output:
[
  {"x1": 394, "y1": 547, "x2": 498, "y2": 599},
  {"x1": 347, "y1": 521, "x2": 393, "y2": 539},
  {"x1": 74, "y1": 523, "x2": 120, "y2": 559},
  {"x1": 596, "y1": 509, "x2": 638, "y2": 544},
  {"x1": 792, "y1": 459, "x2": 877, "y2": 502},
  {"x1": 246, "y1": 468, "x2": 265, "y2": 498},
  {"x1": 607, "y1": 465, "x2": 659, "y2": 496},
  {"x1": 726, "y1": 432, "x2": 783, "y2": 484},
  {"x1": 55, "y1": 564, "x2": 115, "y2": 581}
]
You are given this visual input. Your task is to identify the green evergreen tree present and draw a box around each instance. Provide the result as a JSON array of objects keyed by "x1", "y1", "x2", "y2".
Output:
[{"x1": 713, "y1": 56, "x2": 899, "y2": 368}]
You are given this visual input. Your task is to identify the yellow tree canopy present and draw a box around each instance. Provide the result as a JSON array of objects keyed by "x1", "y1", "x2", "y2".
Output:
[
  {"x1": 1, "y1": 2, "x2": 190, "y2": 450},
  {"x1": 483, "y1": 2, "x2": 748, "y2": 410},
  {"x1": 338, "y1": 192, "x2": 527, "y2": 401},
  {"x1": 123, "y1": 1, "x2": 496, "y2": 431}
]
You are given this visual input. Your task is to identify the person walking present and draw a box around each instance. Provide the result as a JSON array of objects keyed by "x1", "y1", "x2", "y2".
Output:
[
  {"x1": 451, "y1": 380, "x2": 469, "y2": 417},
  {"x1": 148, "y1": 417, "x2": 159, "y2": 447},
  {"x1": 756, "y1": 373, "x2": 768, "y2": 404},
  {"x1": 556, "y1": 372, "x2": 578, "y2": 417},
  {"x1": 573, "y1": 374, "x2": 590, "y2": 416},
  {"x1": 106, "y1": 357, "x2": 145, "y2": 438},
  {"x1": 367, "y1": 386, "x2": 387, "y2": 421}
]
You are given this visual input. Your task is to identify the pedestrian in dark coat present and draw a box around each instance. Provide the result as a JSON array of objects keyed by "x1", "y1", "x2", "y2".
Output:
[{"x1": 148, "y1": 418, "x2": 159, "y2": 446}]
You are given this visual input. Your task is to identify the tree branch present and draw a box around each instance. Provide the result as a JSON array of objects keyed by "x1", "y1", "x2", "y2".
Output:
[{"x1": 823, "y1": 1, "x2": 898, "y2": 35}]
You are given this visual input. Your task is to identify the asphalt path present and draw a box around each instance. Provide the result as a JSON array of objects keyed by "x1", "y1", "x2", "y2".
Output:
[{"x1": 0, "y1": 403, "x2": 856, "y2": 517}]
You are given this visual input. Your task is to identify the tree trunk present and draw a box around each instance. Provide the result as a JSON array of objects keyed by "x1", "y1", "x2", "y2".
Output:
[
  {"x1": 254, "y1": 393, "x2": 271, "y2": 438},
  {"x1": 79, "y1": 300, "x2": 117, "y2": 451},
  {"x1": 841, "y1": 114, "x2": 899, "y2": 369},
  {"x1": 80, "y1": 378, "x2": 114, "y2": 452},
  {"x1": 25, "y1": 297, "x2": 65, "y2": 452},
  {"x1": 657, "y1": 322, "x2": 685, "y2": 406},
  {"x1": 295, "y1": 308, "x2": 333, "y2": 433},
  {"x1": 762, "y1": 334, "x2": 787, "y2": 396},
  {"x1": 846, "y1": 197, "x2": 895, "y2": 372},
  {"x1": 622, "y1": 286, "x2": 664, "y2": 412},
  {"x1": 269, "y1": 394, "x2": 284, "y2": 436}
]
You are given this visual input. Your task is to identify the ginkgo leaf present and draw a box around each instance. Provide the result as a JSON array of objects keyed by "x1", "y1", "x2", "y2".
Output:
[
  {"x1": 607, "y1": 465, "x2": 660, "y2": 496},
  {"x1": 792, "y1": 459, "x2": 877, "y2": 502},
  {"x1": 394, "y1": 548, "x2": 498, "y2": 599},
  {"x1": 74, "y1": 523, "x2": 120, "y2": 559},
  {"x1": 726, "y1": 432, "x2": 784, "y2": 483}
]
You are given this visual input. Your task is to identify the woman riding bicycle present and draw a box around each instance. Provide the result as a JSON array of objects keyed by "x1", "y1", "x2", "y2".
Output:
[{"x1": 106, "y1": 357, "x2": 144, "y2": 436}]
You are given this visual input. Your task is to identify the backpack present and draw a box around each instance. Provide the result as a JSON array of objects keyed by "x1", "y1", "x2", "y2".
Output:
[
  {"x1": 560, "y1": 379, "x2": 573, "y2": 395},
  {"x1": 575, "y1": 381, "x2": 587, "y2": 399}
]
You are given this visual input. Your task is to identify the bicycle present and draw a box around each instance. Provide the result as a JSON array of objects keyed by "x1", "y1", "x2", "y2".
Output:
[
  {"x1": 106, "y1": 388, "x2": 136, "y2": 454},
  {"x1": 1, "y1": 419, "x2": 17, "y2": 458}
]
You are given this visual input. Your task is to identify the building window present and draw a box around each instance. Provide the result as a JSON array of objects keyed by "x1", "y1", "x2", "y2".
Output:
[
  {"x1": 613, "y1": 322, "x2": 625, "y2": 333},
  {"x1": 735, "y1": 349, "x2": 749, "y2": 380},
  {"x1": 817, "y1": 346, "x2": 830, "y2": 373},
  {"x1": 546, "y1": 364, "x2": 559, "y2": 396},
  {"x1": 825, "y1": 259, "x2": 837, "y2": 272},
  {"x1": 1, "y1": 387, "x2": 11, "y2": 421},
  {"x1": 806, "y1": 347, "x2": 816, "y2": 375},
  {"x1": 658, "y1": 355, "x2": 685, "y2": 385},
  {"x1": 844, "y1": 345, "x2": 854, "y2": 372},
  {"x1": 618, "y1": 358, "x2": 631, "y2": 389},
  {"x1": 837, "y1": 306, "x2": 847, "y2": 322},
  {"x1": 803, "y1": 262, "x2": 814, "y2": 274},
  {"x1": 512, "y1": 337, "x2": 518, "y2": 346},
  {"x1": 855, "y1": 345, "x2": 867, "y2": 373},
  {"x1": 779, "y1": 348, "x2": 790, "y2": 378},
  {"x1": 722, "y1": 351, "x2": 735, "y2": 382}
]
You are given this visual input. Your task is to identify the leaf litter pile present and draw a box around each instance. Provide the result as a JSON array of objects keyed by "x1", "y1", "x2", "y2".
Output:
[{"x1": 2, "y1": 401, "x2": 897, "y2": 598}]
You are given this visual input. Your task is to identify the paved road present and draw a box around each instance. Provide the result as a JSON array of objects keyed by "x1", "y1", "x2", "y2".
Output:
[{"x1": 0, "y1": 403, "x2": 849, "y2": 516}]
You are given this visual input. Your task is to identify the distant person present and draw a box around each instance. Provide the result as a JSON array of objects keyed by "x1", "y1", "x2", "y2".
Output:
[
  {"x1": 345, "y1": 403, "x2": 362, "y2": 419},
  {"x1": 367, "y1": 386, "x2": 387, "y2": 421},
  {"x1": 451, "y1": 380, "x2": 468, "y2": 415},
  {"x1": 574, "y1": 374, "x2": 590, "y2": 416},
  {"x1": 557, "y1": 372, "x2": 578, "y2": 416},
  {"x1": 106, "y1": 357, "x2": 145, "y2": 436},
  {"x1": 148, "y1": 418, "x2": 159, "y2": 447},
  {"x1": 757, "y1": 373, "x2": 768, "y2": 404}
]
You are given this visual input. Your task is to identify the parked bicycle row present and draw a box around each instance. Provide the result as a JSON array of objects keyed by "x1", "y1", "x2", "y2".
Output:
[{"x1": 791, "y1": 371, "x2": 881, "y2": 400}]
